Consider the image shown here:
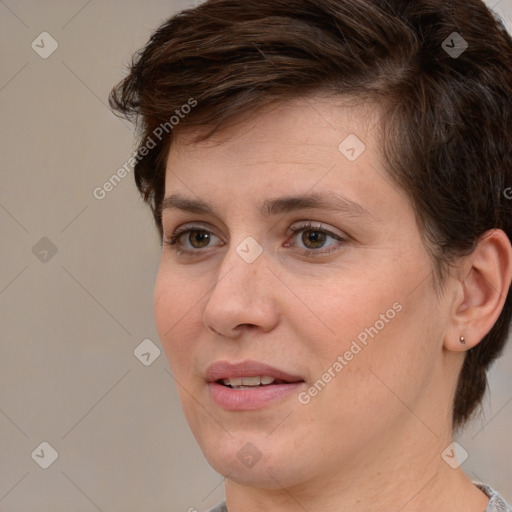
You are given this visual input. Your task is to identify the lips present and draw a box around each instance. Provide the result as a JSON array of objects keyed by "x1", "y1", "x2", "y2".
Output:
[
  {"x1": 205, "y1": 360, "x2": 305, "y2": 384},
  {"x1": 205, "y1": 360, "x2": 306, "y2": 410}
]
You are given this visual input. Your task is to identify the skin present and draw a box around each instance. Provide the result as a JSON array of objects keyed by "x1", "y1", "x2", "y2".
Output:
[{"x1": 154, "y1": 95, "x2": 512, "y2": 511}]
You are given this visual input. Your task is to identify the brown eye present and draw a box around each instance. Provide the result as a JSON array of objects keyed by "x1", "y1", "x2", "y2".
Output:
[
  {"x1": 287, "y1": 222, "x2": 347, "y2": 255},
  {"x1": 164, "y1": 225, "x2": 222, "y2": 254},
  {"x1": 301, "y1": 229, "x2": 327, "y2": 249},
  {"x1": 186, "y1": 230, "x2": 211, "y2": 249}
]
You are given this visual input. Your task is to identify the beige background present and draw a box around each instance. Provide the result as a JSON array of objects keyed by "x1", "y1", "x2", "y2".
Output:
[{"x1": 1, "y1": 1, "x2": 511, "y2": 510}]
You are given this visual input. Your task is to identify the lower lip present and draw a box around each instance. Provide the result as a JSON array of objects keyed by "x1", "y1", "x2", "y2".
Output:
[{"x1": 208, "y1": 381, "x2": 304, "y2": 410}]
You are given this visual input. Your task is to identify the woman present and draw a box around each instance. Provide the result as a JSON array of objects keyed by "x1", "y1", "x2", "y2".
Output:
[{"x1": 110, "y1": 0, "x2": 512, "y2": 510}]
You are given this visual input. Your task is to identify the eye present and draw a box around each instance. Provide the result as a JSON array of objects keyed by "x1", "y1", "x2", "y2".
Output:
[
  {"x1": 163, "y1": 225, "x2": 222, "y2": 255},
  {"x1": 163, "y1": 221, "x2": 347, "y2": 257},
  {"x1": 286, "y1": 222, "x2": 347, "y2": 254}
]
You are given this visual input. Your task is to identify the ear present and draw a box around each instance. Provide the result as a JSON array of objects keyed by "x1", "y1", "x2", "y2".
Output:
[{"x1": 444, "y1": 229, "x2": 512, "y2": 353}]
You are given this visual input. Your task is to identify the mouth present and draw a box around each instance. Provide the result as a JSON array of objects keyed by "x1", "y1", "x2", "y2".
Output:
[
  {"x1": 205, "y1": 360, "x2": 305, "y2": 385},
  {"x1": 216, "y1": 375, "x2": 298, "y2": 389},
  {"x1": 205, "y1": 360, "x2": 306, "y2": 410}
]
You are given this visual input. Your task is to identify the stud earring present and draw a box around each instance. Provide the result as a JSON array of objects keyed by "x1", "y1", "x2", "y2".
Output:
[{"x1": 460, "y1": 336, "x2": 466, "y2": 345}]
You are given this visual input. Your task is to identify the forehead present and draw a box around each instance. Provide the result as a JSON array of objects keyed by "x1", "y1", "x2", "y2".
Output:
[
  {"x1": 167, "y1": 95, "x2": 381, "y2": 170},
  {"x1": 163, "y1": 94, "x2": 403, "y2": 221}
]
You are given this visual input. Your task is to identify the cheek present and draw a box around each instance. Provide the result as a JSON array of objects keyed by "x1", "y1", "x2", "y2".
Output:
[
  {"x1": 315, "y1": 278, "x2": 441, "y2": 416},
  {"x1": 294, "y1": 271, "x2": 402, "y2": 355},
  {"x1": 153, "y1": 265, "x2": 203, "y2": 369},
  {"x1": 301, "y1": 259, "x2": 438, "y2": 385}
]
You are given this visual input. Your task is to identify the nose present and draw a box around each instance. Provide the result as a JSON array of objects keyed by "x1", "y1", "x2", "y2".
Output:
[{"x1": 202, "y1": 244, "x2": 280, "y2": 339}]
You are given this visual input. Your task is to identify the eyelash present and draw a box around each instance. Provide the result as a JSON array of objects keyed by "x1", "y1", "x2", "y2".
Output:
[{"x1": 163, "y1": 222, "x2": 347, "y2": 258}]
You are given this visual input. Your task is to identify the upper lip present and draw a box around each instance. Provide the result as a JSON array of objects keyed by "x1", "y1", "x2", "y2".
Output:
[{"x1": 205, "y1": 360, "x2": 305, "y2": 383}]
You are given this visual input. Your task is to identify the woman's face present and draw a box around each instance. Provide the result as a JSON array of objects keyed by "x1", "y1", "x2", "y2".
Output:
[{"x1": 154, "y1": 96, "x2": 453, "y2": 489}]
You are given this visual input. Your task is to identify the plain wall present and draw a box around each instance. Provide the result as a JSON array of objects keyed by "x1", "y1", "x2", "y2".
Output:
[{"x1": 1, "y1": 0, "x2": 511, "y2": 510}]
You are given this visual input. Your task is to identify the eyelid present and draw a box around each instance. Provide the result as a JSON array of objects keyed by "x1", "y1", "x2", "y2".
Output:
[
  {"x1": 164, "y1": 223, "x2": 224, "y2": 249},
  {"x1": 287, "y1": 220, "x2": 346, "y2": 238},
  {"x1": 163, "y1": 220, "x2": 348, "y2": 256},
  {"x1": 164, "y1": 221, "x2": 222, "y2": 241},
  {"x1": 172, "y1": 222, "x2": 219, "y2": 237},
  {"x1": 166, "y1": 220, "x2": 345, "y2": 238}
]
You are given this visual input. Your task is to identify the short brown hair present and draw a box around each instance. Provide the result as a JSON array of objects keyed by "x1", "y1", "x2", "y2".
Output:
[{"x1": 109, "y1": 0, "x2": 512, "y2": 430}]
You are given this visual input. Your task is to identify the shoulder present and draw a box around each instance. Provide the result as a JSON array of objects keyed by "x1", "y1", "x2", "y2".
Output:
[{"x1": 476, "y1": 483, "x2": 512, "y2": 512}]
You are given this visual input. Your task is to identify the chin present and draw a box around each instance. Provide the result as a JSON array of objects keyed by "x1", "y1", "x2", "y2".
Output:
[
  {"x1": 197, "y1": 434, "x2": 313, "y2": 490},
  {"x1": 209, "y1": 457, "x2": 300, "y2": 490}
]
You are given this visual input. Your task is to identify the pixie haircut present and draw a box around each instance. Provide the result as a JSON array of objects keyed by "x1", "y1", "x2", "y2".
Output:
[{"x1": 110, "y1": 0, "x2": 512, "y2": 430}]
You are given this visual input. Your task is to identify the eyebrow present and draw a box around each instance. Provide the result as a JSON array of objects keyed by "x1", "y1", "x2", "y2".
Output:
[{"x1": 160, "y1": 191, "x2": 370, "y2": 218}]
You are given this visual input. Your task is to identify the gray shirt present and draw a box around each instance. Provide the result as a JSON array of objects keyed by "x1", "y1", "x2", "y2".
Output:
[{"x1": 206, "y1": 483, "x2": 511, "y2": 511}]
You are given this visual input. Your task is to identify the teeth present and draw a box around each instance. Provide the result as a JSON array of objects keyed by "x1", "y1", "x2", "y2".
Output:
[
  {"x1": 221, "y1": 376, "x2": 276, "y2": 387},
  {"x1": 242, "y1": 376, "x2": 263, "y2": 386},
  {"x1": 222, "y1": 377, "x2": 242, "y2": 386}
]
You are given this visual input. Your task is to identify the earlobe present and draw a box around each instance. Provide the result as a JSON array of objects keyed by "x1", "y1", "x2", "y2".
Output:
[{"x1": 444, "y1": 229, "x2": 512, "y2": 353}]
